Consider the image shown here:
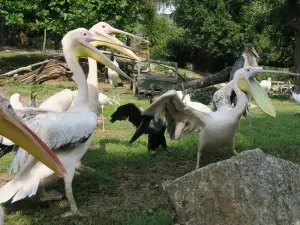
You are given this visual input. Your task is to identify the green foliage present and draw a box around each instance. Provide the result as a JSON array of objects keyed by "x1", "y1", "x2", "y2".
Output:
[
  {"x1": 142, "y1": 15, "x2": 184, "y2": 59},
  {"x1": 172, "y1": 0, "x2": 298, "y2": 71},
  {"x1": 1, "y1": 0, "x2": 158, "y2": 40}
]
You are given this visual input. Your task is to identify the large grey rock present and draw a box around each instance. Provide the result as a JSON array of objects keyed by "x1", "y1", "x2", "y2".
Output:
[{"x1": 163, "y1": 149, "x2": 300, "y2": 225}]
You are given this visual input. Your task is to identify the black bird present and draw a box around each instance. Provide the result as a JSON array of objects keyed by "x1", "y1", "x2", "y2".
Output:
[{"x1": 110, "y1": 97, "x2": 169, "y2": 158}]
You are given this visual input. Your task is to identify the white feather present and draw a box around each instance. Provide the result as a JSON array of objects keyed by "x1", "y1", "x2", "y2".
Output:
[
  {"x1": 260, "y1": 77, "x2": 272, "y2": 91},
  {"x1": 107, "y1": 59, "x2": 122, "y2": 86},
  {"x1": 39, "y1": 89, "x2": 74, "y2": 112},
  {"x1": 0, "y1": 206, "x2": 3, "y2": 225}
]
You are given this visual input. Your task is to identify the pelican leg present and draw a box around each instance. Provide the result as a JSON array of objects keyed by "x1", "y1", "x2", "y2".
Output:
[
  {"x1": 39, "y1": 186, "x2": 63, "y2": 202},
  {"x1": 61, "y1": 170, "x2": 82, "y2": 217},
  {"x1": 230, "y1": 138, "x2": 239, "y2": 156},
  {"x1": 195, "y1": 137, "x2": 204, "y2": 170},
  {"x1": 101, "y1": 105, "x2": 105, "y2": 131}
]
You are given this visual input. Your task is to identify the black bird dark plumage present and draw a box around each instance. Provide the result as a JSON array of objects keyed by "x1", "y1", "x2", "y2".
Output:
[{"x1": 110, "y1": 100, "x2": 168, "y2": 157}]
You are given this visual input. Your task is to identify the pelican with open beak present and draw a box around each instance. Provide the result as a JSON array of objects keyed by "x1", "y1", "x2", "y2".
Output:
[
  {"x1": 0, "y1": 93, "x2": 65, "y2": 177},
  {"x1": 141, "y1": 66, "x2": 300, "y2": 170}
]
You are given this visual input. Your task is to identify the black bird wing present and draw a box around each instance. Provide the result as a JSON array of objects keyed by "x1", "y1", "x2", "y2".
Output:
[
  {"x1": 129, "y1": 115, "x2": 153, "y2": 143},
  {"x1": 0, "y1": 144, "x2": 16, "y2": 158},
  {"x1": 110, "y1": 103, "x2": 143, "y2": 128}
]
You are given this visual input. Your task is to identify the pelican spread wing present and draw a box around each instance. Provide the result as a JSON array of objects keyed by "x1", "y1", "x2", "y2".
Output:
[{"x1": 142, "y1": 90, "x2": 209, "y2": 140}]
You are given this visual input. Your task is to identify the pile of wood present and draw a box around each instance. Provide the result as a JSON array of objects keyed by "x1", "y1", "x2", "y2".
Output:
[{"x1": 0, "y1": 57, "x2": 73, "y2": 84}]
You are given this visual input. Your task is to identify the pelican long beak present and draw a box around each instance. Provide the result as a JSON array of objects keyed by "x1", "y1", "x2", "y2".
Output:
[
  {"x1": 238, "y1": 68, "x2": 300, "y2": 117},
  {"x1": 106, "y1": 26, "x2": 150, "y2": 43},
  {"x1": 0, "y1": 109, "x2": 65, "y2": 177},
  {"x1": 250, "y1": 47, "x2": 260, "y2": 60},
  {"x1": 91, "y1": 28, "x2": 142, "y2": 61},
  {"x1": 73, "y1": 34, "x2": 132, "y2": 81},
  {"x1": 238, "y1": 77, "x2": 275, "y2": 117}
]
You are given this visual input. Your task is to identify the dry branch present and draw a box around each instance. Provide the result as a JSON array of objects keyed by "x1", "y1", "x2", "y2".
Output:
[
  {"x1": 14, "y1": 58, "x2": 73, "y2": 84},
  {"x1": 175, "y1": 67, "x2": 231, "y2": 90},
  {"x1": 0, "y1": 60, "x2": 50, "y2": 77}
]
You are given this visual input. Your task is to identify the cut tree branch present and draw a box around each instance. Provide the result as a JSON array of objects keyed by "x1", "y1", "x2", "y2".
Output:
[
  {"x1": 0, "y1": 60, "x2": 50, "y2": 77},
  {"x1": 175, "y1": 67, "x2": 231, "y2": 90}
]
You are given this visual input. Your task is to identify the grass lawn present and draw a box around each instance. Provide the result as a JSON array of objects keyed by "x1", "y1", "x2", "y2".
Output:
[{"x1": 0, "y1": 81, "x2": 299, "y2": 225}]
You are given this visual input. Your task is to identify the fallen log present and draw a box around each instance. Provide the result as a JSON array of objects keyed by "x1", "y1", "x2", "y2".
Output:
[
  {"x1": 175, "y1": 67, "x2": 232, "y2": 90},
  {"x1": 0, "y1": 60, "x2": 50, "y2": 77},
  {"x1": 15, "y1": 57, "x2": 73, "y2": 84}
]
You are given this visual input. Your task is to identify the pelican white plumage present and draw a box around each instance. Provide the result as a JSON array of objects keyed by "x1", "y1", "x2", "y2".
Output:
[
  {"x1": 289, "y1": 86, "x2": 300, "y2": 103},
  {"x1": 0, "y1": 28, "x2": 126, "y2": 217},
  {"x1": 176, "y1": 91, "x2": 211, "y2": 113},
  {"x1": 0, "y1": 93, "x2": 65, "y2": 224},
  {"x1": 98, "y1": 93, "x2": 119, "y2": 130},
  {"x1": 8, "y1": 23, "x2": 141, "y2": 174},
  {"x1": 38, "y1": 22, "x2": 142, "y2": 113},
  {"x1": 260, "y1": 77, "x2": 272, "y2": 92},
  {"x1": 142, "y1": 67, "x2": 298, "y2": 170},
  {"x1": 9, "y1": 93, "x2": 24, "y2": 109},
  {"x1": 107, "y1": 58, "x2": 122, "y2": 87}
]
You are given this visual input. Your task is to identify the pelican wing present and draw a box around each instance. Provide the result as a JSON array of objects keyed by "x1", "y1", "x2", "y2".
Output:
[
  {"x1": 9, "y1": 111, "x2": 97, "y2": 174},
  {"x1": 39, "y1": 89, "x2": 74, "y2": 112},
  {"x1": 22, "y1": 111, "x2": 97, "y2": 150},
  {"x1": 142, "y1": 90, "x2": 209, "y2": 140}
]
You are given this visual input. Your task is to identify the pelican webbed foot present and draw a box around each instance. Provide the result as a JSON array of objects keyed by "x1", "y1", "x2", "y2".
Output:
[
  {"x1": 61, "y1": 210, "x2": 85, "y2": 218},
  {"x1": 40, "y1": 189, "x2": 64, "y2": 202},
  {"x1": 232, "y1": 149, "x2": 239, "y2": 156}
]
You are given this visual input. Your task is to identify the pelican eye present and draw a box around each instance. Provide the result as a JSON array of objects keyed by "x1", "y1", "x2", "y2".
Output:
[
  {"x1": 83, "y1": 32, "x2": 87, "y2": 36},
  {"x1": 7, "y1": 104, "x2": 12, "y2": 109},
  {"x1": 247, "y1": 69, "x2": 250, "y2": 72},
  {"x1": 102, "y1": 25, "x2": 105, "y2": 28}
]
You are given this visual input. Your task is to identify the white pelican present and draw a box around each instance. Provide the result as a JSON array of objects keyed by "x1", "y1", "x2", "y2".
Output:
[
  {"x1": 213, "y1": 44, "x2": 260, "y2": 126},
  {"x1": 7, "y1": 23, "x2": 142, "y2": 174},
  {"x1": 142, "y1": 67, "x2": 299, "y2": 170},
  {"x1": 0, "y1": 93, "x2": 65, "y2": 224},
  {"x1": 37, "y1": 22, "x2": 142, "y2": 113},
  {"x1": 260, "y1": 77, "x2": 272, "y2": 92},
  {"x1": 9, "y1": 93, "x2": 24, "y2": 109},
  {"x1": 0, "y1": 28, "x2": 126, "y2": 217},
  {"x1": 289, "y1": 86, "x2": 300, "y2": 103},
  {"x1": 176, "y1": 91, "x2": 211, "y2": 113},
  {"x1": 107, "y1": 57, "x2": 122, "y2": 87},
  {"x1": 98, "y1": 93, "x2": 118, "y2": 131}
]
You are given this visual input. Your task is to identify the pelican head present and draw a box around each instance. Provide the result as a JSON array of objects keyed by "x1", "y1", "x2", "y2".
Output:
[
  {"x1": 245, "y1": 43, "x2": 260, "y2": 61},
  {"x1": 63, "y1": 28, "x2": 132, "y2": 81},
  {"x1": 90, "y1": 22, "x2": 147, "y2": 62},
  {"x1": 0, "y1": 93, "x2": 65, "y2": 177},
  {"x1": 94, "y1": 22, "x2": 150, "y2": 43},
  {"x1": 236, "y1": 66, "x2": 300, "y2": 117}
]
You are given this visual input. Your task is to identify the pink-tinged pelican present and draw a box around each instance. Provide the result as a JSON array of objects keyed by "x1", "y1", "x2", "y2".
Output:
[
  {"x1": 0, "y1": 93, "x2": 65, "y2": 224},
  {"x1": 142, "y1": 67, "x2": 300, "y2": 170},
  {"x1": 0, "y1": 28, "x2": 128, "y2": 217}
]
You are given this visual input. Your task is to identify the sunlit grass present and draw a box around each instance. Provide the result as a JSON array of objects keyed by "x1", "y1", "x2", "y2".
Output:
[{"x1": 0, "y1": 83, "x2": 299, "y2": 224}]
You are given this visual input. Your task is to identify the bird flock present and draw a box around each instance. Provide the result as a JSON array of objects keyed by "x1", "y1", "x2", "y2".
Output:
[{"x1": 0, "y1": 21, "x2": 299, "y2": 224}]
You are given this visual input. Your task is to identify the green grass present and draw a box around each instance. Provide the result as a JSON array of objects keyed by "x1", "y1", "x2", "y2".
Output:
[{"x1": 0, "y1": 82, "x2": 300, "y2": 225}]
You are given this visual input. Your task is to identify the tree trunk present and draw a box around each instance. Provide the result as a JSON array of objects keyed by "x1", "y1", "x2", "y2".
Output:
[
  {"x1": 175, "y1": 67, "x2": 231, "y2": 90},
  {"x1": 294, "y1": 29, "x2": 300, "y2": 93},
  {"x1": 0, "y1": 17, "x2": 4, "y2": 46},
  {"x1": 42, "y1": 29, "x2": 47, "y2": 52}
]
